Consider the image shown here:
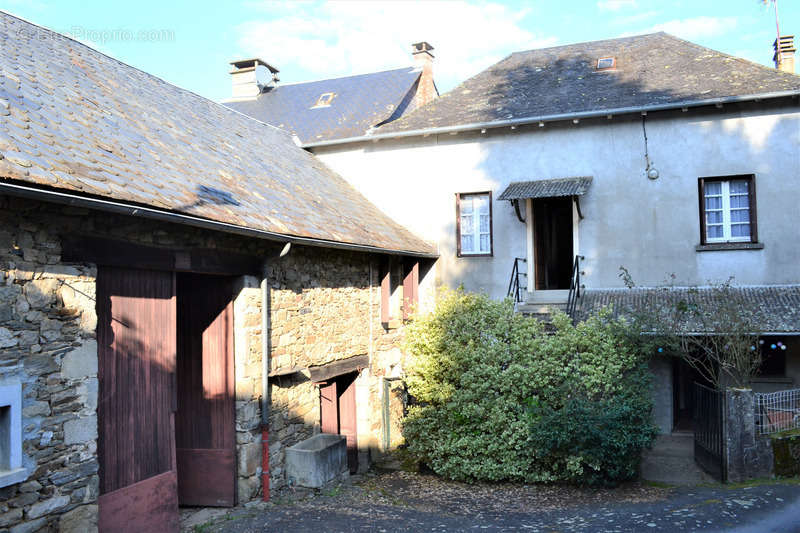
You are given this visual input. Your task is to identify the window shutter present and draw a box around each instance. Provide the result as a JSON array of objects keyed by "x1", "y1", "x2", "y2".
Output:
[
  {"x1": 748, "y1": 176, "x2": 758, "y2": 243},
  {"x1": 698, "y1": 178, "x2": 707, "y2": 245},
  {"x1": 402, "y1": 261, "x2": 419, "y2": 321},
  {"x1": 380, "y1": 260, "x2": 391, "y2": 324},
  {"x1": 455, "y1": 193, "x2": 462, "y2": 256}
]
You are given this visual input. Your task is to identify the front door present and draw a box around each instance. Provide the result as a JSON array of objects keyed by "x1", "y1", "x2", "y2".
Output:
[
  {"x1": 175, "y1": 274, "x2": 236, "y2": 507},
  {"x1": 97, "y1": 267, "x2": 180, "y2": 533},
  {"x1": 533, "y1": 197, "x2": 574, "y2": 290}
]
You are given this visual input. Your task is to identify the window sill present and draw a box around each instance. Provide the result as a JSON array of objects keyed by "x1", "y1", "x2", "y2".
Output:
[
  {"x1": 457, "y1": 253, "x2": 494, "y2": 258},
  {"x1": 0, "y1": 467, "x2": 27, "y2": 489},
  {"x1": 695, "y1": 242, "x2": 764, "y2": 252}
]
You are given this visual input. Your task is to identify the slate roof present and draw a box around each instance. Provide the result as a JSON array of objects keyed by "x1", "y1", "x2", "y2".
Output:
[
  {"x1": 0, "y1": 13, "x2": 435, "y2": 256},
  {"x1": 577, "y1": 286, "x2": 800, "y2": 333},
  {"x1": 497, "y1": 177, "x2": 592, "y2": 201},
  {"x1": 224, "y1": 67, "x2": 421, "y2": 145},
  {"x1": 379, "y1": 32, "x2": 800, "y2": 134}
]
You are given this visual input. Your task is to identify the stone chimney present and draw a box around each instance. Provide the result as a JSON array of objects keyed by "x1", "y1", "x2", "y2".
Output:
[
  {"x1": 229, "y1": 58, "x2": 279, "y2": 99},
  {"x1": 411, "y1": 42, "x2": 437, "y2": 108},
  {"x1": 773, "y1": 35, "x2": 796, "y2": 74}
]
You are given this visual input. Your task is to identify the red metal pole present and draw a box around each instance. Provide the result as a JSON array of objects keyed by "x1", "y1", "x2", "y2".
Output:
[{"x1": 261, "y1": 426, "x2": 270, "y2": 501}]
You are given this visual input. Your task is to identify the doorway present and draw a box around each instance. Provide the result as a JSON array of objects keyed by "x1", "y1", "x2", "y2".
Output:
[
  {"x1": 319, "y1": 372, "x2": 359, "y2": 473},
  {"x1": 532, "y1": 197, "x2": 573, "y2": 290},
  {"x1": 97, "y1": 267, "x2": 237, "y2": 532},
  {"x1": 672, "y1": 357, "x2": 711, "y2": 432}
]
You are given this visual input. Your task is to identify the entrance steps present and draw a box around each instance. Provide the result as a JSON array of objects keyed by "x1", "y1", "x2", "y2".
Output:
[
  {"x1": 640, "y1": 433, "x2": 717, "y2": 485},
  {"x1": 516, "y1": 290, "x2": 569, "y2": 320}
]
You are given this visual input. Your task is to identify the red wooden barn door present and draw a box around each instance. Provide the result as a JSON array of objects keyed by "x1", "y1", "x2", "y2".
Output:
[
  {"x1": 97, "y1": 267, "x2": 179, "y2": 533},
  {"x1": 175, "y1": 274, "x2": 236, "y2": 507},
  {"x1": 319, "y1": 373, "x2": 358, "y2": 473}
]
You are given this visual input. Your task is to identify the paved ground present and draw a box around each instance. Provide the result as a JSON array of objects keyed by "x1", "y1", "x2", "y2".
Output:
[{"x1": 184, "y1": 471, "x2": 800, "y2": 533}]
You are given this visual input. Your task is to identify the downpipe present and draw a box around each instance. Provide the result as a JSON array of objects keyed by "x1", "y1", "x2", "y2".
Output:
[{"x1": 260, "y1": 262, "x2": 270, "y2": 501}]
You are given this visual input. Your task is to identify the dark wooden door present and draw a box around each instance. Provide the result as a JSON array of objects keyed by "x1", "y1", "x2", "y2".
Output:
[
  {"x1": 337, "y1": 374, "x2": 358, "y2": 474},
  {"x1": 533, "y1": 197, "x2": 573, "y2": 290},
  {"x1": 175, "y1": 274, "x2": 236, "y2": 507},
  {"x1": 319, "y1": 373, "x2": 358, "y2": 473},
  {"x1": 97, "y1": 267, "x2": 179, "y2": 533}
]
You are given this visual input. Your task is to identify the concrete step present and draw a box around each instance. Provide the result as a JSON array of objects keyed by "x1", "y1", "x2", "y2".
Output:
[
  {"x1": 516, "y1": 302, "x2": 568, "y2": 315},
  {"x1": 640, "y1": 434, "x2": 717, "y2": 485}
]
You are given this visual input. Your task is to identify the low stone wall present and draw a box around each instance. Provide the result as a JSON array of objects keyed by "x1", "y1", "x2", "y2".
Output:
[
  {"x1": 771, "y1": 431, "x2": 800, "y2": 477},
  {"x1": 724, "y1": 388, "x2": 773, "y2": 482}
]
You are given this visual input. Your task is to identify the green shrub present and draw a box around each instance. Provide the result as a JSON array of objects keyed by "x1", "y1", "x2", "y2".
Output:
[{"x1": 401, "y1": 289, "x2": 657, "y2": 486}]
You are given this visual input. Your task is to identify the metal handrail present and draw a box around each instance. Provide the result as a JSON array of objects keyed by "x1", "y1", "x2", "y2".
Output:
[
  {"x1": 566, "y1": 255, "x2": 584, "y2": 320},
  {"x1": 506, "y1": 257, "x2": 527, "y2": 303}
]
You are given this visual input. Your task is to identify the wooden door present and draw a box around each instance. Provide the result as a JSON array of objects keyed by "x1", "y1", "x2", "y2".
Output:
[
  {"x1": 337, "y1": 373, "x2": 358, "y2": 474},
  {"x1": 97, "y1": 267, "x2": 179, "y2": 533},
  {"x1": 533, "y1": 197, "x2": 573, "y2": 290},
  {"x1": 175, "y1": 274, "x2": 236, "y2": 507},
  {"x1": 319, "y1": 373, "x2": 358, "y2": 473}
]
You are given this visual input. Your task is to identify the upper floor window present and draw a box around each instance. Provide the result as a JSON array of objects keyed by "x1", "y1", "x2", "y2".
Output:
[
  {"x1": 457, "y1": 192, "x2": 492, "y2": 256},
  {"x1": 699, "y1": 175, "x2": 758, "y2": 245}
]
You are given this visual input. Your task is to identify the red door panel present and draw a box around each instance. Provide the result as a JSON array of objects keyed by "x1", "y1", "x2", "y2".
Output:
[
  {"x1": 175, "y1": 274, "x2": 236, "y2": 507},
  {"x1": 97, "y1": 267, "x2": 179, "y2": 532}
]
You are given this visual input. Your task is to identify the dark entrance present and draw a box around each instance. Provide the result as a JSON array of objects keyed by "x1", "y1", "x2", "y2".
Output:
[
  {"x1": 319, "y1": 372, "x2": 359, "y2": 473},
  {"x1": 175, "y1": 274, "x2": 236, "y2": 507},
  {"x1": 672, "y1": 357, "x2": 707, "y2": 432},
  {"x1": 533, "y1": 197, "x2": 573, "y2": 290},
  {"x1": 98, "y1": 267, "x2": 237, "y2": 532}
]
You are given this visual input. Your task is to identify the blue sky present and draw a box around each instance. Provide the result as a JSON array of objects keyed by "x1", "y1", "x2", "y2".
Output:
[{"x1": 1, "y1": 1, "x2": 796, "y2": 102}]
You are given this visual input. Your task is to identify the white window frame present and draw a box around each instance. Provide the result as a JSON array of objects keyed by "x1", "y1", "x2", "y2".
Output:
[
  {"x1": 702, "y1": 178, "x2": 752, "y2": 243},
  {"x1": 457, "y1": 192, "x2": 492, "y2": 256}
]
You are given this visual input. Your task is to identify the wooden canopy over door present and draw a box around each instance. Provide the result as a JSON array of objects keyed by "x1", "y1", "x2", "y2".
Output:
[
  {"x1": 175, "y1": 274, "x2": 236, "y2": 507},
  {"x1": 97, "y1": 267, "x2": 179, "y2": 533}
]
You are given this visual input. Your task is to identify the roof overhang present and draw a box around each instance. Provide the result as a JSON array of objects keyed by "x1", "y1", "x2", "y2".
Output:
[
  {"x1": 301, "y1": 90, "x2": 800, "y2": 148},
  {"x1": 498, "y1": 176, "x2": 592, "y2": 201}
]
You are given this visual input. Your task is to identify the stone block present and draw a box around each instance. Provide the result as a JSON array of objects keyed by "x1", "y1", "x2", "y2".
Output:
[
  {"x1": 10, "y1": 517, "x2": 46, "y2": 533},
  {"x1": 61, "y1": 340, "x2": 98, "y2": 380},
  {"x1": 58, "y1": 503, "x2": 98, "y2": 533},
  {"x1": 238, "y1": 441, "x2": 261, "y2": 478},
  {"x1": 64, "y1": 414, "x2": 97, "y2": 445},
  {"x1": 26, "y1": 494, "x2": 69, "y2": 519},
  {"x1": 0, "y1": 508, "x2": 23, "y2": 527},
  {"x1": 24, "y1": 279, "x2": 59, "y2": 309},
  {"x1": 0, "y1": 327, "x2": 18, "y2": 348}
]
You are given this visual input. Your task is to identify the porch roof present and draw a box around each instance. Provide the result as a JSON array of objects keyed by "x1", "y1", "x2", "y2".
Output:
[
  {"x1": 497, "y1": 176, "x2": 592, "y2": 201},
  {"x1": 577, "y1": 285, "x2": 800, "y2": 334}
]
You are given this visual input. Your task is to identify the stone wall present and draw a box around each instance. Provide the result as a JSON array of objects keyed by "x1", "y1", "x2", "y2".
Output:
[
  {"x1": 0, "y1": 197, "x2": 99, "y2": 531},
  {"x1": 724, "y1": 388, "x2": 773, "y2": 482},
  {"x1": 0, "y1": 196, "x2": 419, "y2": 526}
]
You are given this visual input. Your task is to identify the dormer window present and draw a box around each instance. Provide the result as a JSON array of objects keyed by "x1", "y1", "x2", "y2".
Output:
[
  {"x1": 596, "y1": 57, "x2": 616, "y2": 70},
  {"x1": 311, "y1": 92, "x2": 335, "y2": 108}
]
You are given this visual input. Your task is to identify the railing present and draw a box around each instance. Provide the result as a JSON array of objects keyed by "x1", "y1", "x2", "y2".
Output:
[
  {"x1": 755, "y1": 388, "x2": 800, "y2": 435},
  {"x1": 566, "y1": 255, "x2": 584, "y2": 320},
  {"x1": 506, "y1": 257, "x2": 527, "y2": 303}
]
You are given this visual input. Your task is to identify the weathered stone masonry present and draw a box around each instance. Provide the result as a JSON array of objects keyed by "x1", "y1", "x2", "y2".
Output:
[{"x1": 0, "y1": 196, "x2": 414, "y2": 529}]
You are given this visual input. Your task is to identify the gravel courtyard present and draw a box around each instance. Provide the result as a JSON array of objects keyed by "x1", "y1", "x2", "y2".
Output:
[{"x1": 182, "y1": 470, "x2": 800, "y2": 533}]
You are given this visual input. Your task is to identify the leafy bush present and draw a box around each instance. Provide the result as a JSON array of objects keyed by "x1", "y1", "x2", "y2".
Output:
[{"x1": 401, "y1": 289, "x2": 657, "y2": 486}]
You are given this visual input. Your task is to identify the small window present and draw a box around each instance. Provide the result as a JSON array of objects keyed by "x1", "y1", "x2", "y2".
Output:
[
  {"x1": 596, "y1": 57, "x2": 616, "y2": 70},
  {"x1": 311, "y1": 92, "x2": 335, "y2": 108},
  {"x1": 698, "y1": 175, "x2": 758, "y2": 245},
  {"x1": 456, "y1": 192, "x2": 492, "y2": 256}
]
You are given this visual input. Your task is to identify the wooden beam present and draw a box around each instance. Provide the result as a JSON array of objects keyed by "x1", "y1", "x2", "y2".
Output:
[{"x1": 309, "y1": 354, "x2": 369, "y2": 383}]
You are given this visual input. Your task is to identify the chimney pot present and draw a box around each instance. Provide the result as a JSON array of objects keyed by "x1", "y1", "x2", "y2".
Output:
[
  {"x1": 229, "y1": 58, "x2": 279, "y2": 99},
  {"x1": 410, "y1": 42, "x2": 437, "y2": 109},
  {"x1": 774, "y1": 35, "x2": 796, "y2": 74}
]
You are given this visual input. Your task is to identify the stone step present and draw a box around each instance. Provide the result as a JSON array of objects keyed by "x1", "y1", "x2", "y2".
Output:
[{"x1": 516, "y1": 302, "x2": 568, "y2": 315}]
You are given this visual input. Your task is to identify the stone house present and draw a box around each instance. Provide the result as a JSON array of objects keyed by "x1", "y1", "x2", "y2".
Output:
[
  {"x1": 259, "y1": 33, "x2": 800, "y2": 436},
  {"x1": 0, "y1": 12, "x2": 435, "y2": 533}
]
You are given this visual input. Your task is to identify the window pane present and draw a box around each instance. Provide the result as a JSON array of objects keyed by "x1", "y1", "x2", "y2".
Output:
[
  {"x1": 479, "y1": 214, "x2": 490, "y2": 233},
  {"x1": 705, "y1": 196, "x2": 722, "y2": 210},
  {"x1": 730, "y1": 180, "x2": 749, "y2": 194},
  {"x1": 704, "y1": 182, "x2": 722, "y2": 195},
  {"x1": 730, "y1": 209, "x2": 749, "y2": 223},
  {"x1": 474, "y1": 194, "x2": 489, "y2": 214},
  {"x1": 707, "y1": 225, "x2": 724, "y2": 239},
  {"x1": 706, "y1": 211, "x2": 722, "y2": 224},
  {"x1": 461, "y1": 234, "x2": 474, "y2": 252},
  {"x1": 479, "y1": 234, "x2": 490, "y2": 252},
  {"x1": 731, "y1": 223, "x2": 750, "y2": 238},
  {"x1": 730, "y1": 195, "x2": 749, "y2": 209},
  {"x1": 461, "y1": 215, "x2": 473, "y2": 233},
  {"x1": 460, "y1": 200, "x2": 473, "y2": 215}
]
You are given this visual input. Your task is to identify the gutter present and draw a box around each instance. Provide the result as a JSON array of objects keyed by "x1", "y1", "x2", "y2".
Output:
[
  {"x1": 0, "y1": 181, "x2": 438, "y2": 259},
  {"x1": 301, "y1": 89, "x2": 800, "y2": 148}
]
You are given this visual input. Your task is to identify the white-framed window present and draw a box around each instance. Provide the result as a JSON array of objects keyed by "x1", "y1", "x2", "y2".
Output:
[
  {"x1": 700, "y1": 176, "x2": 756, "y2": 244},
  {"x1": 456, "y1": 192, "x2": 492, "y2": 256}
]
